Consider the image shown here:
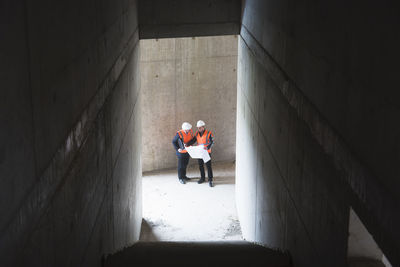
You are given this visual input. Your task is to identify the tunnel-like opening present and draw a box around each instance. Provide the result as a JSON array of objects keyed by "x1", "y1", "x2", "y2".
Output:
[
  {"x1": 139, "y1": 35, "x2": 240, "y2": 241},
  {"x1": 3, "y1": 0, "x2": 399, "y2": 266}
]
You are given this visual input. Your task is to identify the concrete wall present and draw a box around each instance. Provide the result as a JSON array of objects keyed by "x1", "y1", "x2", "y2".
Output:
[
  {"x1": 140, "y1": 36, "x2": 237, "y2": 172},
  {"x1": 236, "y1": 36, "x2": 349, "y2": 267},
  {"x1": 237, "y1": 0, "x2": 399, "y2": 266},
  {"x1": 138, "y1": 0, "x2": 241, "y2": 39},
  {"x1": 0, "y1": 0, "x2": 142, "y2": 266},
  {"x1": 348, "y1": 208, "x2": 383, "y2": 261}
]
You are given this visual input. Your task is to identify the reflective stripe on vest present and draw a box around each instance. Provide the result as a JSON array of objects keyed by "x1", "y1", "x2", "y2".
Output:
[
  {"x1": 177, "y1": 129, "x2": 193, "y2": 153},
  {"x1": 196, "y1": 130, "x2": 212, "y2": 153}
]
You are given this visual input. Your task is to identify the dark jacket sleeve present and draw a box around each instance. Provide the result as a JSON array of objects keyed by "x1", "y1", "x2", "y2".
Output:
[
  {"x1": 172, "y1": 133, "x2": 183, "y2": 151},
  {"x1": 207, "y1": 133, "x2": 214, "y2": 150}
]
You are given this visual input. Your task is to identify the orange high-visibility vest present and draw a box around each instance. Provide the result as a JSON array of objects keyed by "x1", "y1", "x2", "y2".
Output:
[
  {"x1": 196, "y1": 129, "x2": 213, "y2": 153},
  {"x1": 177, "y1": 129, "x2": 194, "y2": 153}
]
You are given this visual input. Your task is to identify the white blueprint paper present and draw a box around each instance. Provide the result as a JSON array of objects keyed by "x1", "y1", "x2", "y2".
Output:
[{"x1": 185, "y1": 145, "x2": 211, "y2": 163}]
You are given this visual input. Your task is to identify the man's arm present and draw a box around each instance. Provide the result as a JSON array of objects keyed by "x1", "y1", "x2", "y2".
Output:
[
  {"x1": 172, "y1": 133, "x2": 183, "y2": 151},
  {"x1": 207, "y1": 133, "x2": 214, "y2": 150},
  {"x1": 186, "y1": 136, "x2": 197, "y2": 146}
]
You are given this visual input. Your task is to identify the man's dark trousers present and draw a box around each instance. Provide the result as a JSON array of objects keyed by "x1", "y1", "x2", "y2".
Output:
[
  {"x1": 198, "y1": 158, "x2": 213, "y2": 180},
  {"x1": 177, "y1": 152, "x2": 190, "y2": 180}
]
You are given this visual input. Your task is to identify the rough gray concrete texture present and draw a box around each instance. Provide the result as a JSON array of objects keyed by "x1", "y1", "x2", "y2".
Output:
[
  {"x1": 238, "y1": 0, "x2": 399, "y2": 266},
  {"x1": 140, "y1": 36, "x2": 237, "y2": 172},
  {"x1": 0, "y1": 0, "x2": 142, "y2": 266},
  {"x1": 236, "y1": 37, "x2": 349, "y2": 267},
  {"x1": 348, "y1": 208, "x2": 383, "y2": 261},
  {"x1": 138, "y1": 0, "x2": 241, "y2": 39}
]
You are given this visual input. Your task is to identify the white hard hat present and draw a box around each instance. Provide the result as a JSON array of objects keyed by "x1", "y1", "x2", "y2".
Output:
[
  {"x1": 197, "y1": 120, "x2": 205, "y2": 127},
  {"x1": 182, "y1": 122, "x2": 192, "y2": 130}
]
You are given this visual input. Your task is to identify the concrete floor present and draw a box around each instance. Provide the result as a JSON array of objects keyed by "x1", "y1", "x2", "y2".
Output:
[{"x1": 139, "y1": 161, "x2": 243, "y2": 241}]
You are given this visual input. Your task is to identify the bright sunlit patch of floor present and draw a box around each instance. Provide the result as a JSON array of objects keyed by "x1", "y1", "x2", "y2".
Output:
[{"x1": 140, "y1": 161, "x2": 243, "y2": 241}]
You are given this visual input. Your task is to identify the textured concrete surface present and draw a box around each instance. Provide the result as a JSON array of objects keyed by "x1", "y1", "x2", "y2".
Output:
[
  {"x1": 105, "y1": 241, "x2": 292, "y2": 267},
  {"x1": 237, "y1": 0, "x2": 399, "y2": 266},
  {"x1": 0, "y1": 1, "x2": 142, "y2": 266},
  {"x1": 236, "y1": 36, "x2": 348, "y2": 267},
  {"x1": 0, "y1": 0, "x2": 36, "y2": 244},
  {"x1": 348, "y1": 208, "x2": 391, "y2": 267},
  {"x1": 138, "y1": 0, "x2": 241, "y2": 39},
  {"x1": 140, "y1": 161, "x2": 242, "y2": 241},
  {"x1": 140, "y1": 36, "x2": 237, "y2": 172},
  {"x1": 348, "y1": 208, "x2": 383, "y2": 260},
  {"x1": 2, "y1": 0, "x2": 399, "y2": 266}
]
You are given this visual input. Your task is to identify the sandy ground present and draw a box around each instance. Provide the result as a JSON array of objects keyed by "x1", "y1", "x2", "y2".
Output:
[{"x1": 139, "y1": 161, "x2": 243, "y2": 241}]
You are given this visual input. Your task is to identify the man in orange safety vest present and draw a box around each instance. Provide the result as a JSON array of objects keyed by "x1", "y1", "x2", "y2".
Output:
[
  {"x1": 172, "y1": 122, "x2": 194, "y2": 184},
  {"x1": 191, "y1": 120, "x2": 214, "y2": 187}
]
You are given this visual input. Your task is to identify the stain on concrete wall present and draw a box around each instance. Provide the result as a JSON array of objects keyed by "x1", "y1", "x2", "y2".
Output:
[{"x1": 140, "y1": 36, "x2": 237, "y2": 172}]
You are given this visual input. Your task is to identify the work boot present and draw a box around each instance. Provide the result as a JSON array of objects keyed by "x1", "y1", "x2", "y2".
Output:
[
  {"x1": 209, "y1": 179, "x2": 213, "y2": 187},
  {"x1": 197, "y1": 177, "x2": 205, "y2": 184},
  {"x1": 179, "y1": 178, "x2": 186, "y2": 184}
]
